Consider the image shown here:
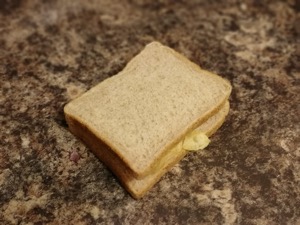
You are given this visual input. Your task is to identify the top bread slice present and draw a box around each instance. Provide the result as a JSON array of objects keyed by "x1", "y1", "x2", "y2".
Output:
[{"x1": 64, "y1": 41, "x2": 232, "y2": 178}]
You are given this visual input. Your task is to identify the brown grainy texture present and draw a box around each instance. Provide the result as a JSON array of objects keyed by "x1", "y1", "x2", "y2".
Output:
[{"x1": 0, "y1": 0, "x2": 299, "y2": 224}]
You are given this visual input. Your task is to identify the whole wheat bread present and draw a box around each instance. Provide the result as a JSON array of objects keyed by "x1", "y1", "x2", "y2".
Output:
[{"x1": 64, "y1": 42, "x2": 232, "y2": 179}]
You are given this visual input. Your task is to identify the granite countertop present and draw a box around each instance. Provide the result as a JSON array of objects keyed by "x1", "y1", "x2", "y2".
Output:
[{"x1": 1, "y1": 0, "x2": 299, "y2": 224}]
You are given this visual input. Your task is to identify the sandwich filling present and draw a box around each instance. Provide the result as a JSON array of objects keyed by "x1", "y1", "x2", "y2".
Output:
[{"x1": 182, "y1": 130, "x2": 210, "y2": 151}]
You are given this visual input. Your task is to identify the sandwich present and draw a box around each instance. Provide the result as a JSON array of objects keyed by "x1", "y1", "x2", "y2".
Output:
[{"x1": 64, "y1": 42, "x2": 232, "y2": 199}]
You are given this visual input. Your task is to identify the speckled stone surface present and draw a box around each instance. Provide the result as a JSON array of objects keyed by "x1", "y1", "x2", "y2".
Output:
[{"x1": 1, "y1": 0, "x2": 299, "y2": 224}]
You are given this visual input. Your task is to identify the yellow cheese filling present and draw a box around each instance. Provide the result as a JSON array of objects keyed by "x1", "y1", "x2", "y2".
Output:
[
  {"x1": 141, "y1": 131, "x2": 210, "y2": 179},
  {"x1": 182, "y1": 130, "x2": 210, "y2": 151}
]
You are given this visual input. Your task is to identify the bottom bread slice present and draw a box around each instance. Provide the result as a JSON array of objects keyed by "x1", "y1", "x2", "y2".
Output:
[{"x1": 65, "y1": 101, "x2": 230, "y2": 199}]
